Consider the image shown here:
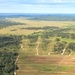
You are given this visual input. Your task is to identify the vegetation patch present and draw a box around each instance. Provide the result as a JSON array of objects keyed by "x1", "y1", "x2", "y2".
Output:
[{"x1": 0, "y1": 35, "x2": 21, "y2": 75}]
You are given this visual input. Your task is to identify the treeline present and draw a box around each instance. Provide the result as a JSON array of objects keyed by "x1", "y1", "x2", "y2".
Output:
[
  {"x1": 54, "y1": 41, "x2": 75, "y2": 54},
  {"x1": 0, "y1": 35, "x2": 21, "y2": 75},
  {"x1": 1, "y1": 14, "x2": 75, "y2": 21},
  {"x1": 27, "y1": 34, "x2": 38, "y2": 43},
  {"x1": 0, "y1": 19, "x2": 25, "y2": 28},
  {"x1": 41, "y1": 28, "x2": 75, "y2": 39},
  {"x1": 21, "y1": 14, "x2": 75, "y2": 21},
  {"x1": 21, "y1": 26, "x2": 59, "y2": 30}
]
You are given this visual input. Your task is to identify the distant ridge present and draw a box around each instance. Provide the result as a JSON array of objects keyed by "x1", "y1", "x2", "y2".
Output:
[{"x1": 0, "y1": 13, "x2": 75, "y2": 21}]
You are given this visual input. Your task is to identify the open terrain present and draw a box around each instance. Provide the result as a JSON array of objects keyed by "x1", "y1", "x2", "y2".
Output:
[
  {"x1": 0, "y1": 18, "x2": 75, "y2": 35},
  {"x1": 0, "y1": 14, "x2": 75, "y2": 75}
]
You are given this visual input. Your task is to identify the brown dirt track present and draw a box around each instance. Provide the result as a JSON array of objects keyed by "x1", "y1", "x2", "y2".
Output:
[{"x1": 17, "y1": 55, "x2": 75, "y2": 75}]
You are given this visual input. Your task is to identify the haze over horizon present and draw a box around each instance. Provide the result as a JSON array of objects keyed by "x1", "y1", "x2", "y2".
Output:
[{"x1": 0, "y1": 0, "x2": 75, "y2": 14}]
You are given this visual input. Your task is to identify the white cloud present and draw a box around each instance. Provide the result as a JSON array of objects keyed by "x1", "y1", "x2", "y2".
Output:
[
  {"x1": 54, "y1": 0, "x2": 63, "y2": 2},
  {"x1": 42, "y1": 0, "x2": 75, "y2": 3}
]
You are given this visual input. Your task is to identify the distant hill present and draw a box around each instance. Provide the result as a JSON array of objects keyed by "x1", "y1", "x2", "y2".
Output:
[{"x1": 0, "y1": 13, "x2": 75, "y2": 21}]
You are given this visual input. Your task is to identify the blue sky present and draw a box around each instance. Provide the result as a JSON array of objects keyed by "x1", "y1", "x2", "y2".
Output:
[{"x1": 0, "y1": 0, "x2": 75, "y2": 13}]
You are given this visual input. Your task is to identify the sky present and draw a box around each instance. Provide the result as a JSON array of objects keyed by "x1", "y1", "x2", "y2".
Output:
[{"x1": 0, "y1": 0, "x2": 75, "y2": 13}]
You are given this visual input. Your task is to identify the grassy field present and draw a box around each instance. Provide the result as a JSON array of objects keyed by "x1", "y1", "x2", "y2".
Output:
[
  {"x1": 0, "y1": 25, "x2": 43, "y2": 35},
  {"x1": 8, "y1": 18, "x2": 75, "y2": 27},
  {"x1": 0, "y1": 18, "x2": 75, "y2": 35},
  {"x1": 17, "y1": 51, "x2": 75, "y2": 75},
  {"x1": 17, "y1": 40, "x2": 75, "y2": 75},
  {"x1": 16, "y1": 37, "x2": 75, "y2": 75}
]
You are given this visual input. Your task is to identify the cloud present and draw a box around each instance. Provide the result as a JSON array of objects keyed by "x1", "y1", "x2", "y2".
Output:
[
  {"x1": 0, "y1": 0, "x2": 75, "y2": 4},
  {"x1": 0, "y1": 0, "x2": 75, "y2": 6},
  {"x1": 0, "y1": 0, "x2": 75, "y2": 13}
]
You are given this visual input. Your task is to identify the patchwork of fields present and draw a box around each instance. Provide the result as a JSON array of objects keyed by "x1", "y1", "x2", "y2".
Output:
[{"x1": 17, "y1": 54, "x2": 75, "y2": 75}]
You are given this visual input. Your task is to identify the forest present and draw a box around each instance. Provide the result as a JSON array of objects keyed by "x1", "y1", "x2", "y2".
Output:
[
  {"x1": 0, "y1": 35, "x2": 21, "y2": 75},
  {"x1": 0, "y1": 19, "x2": 25, "y2": 28}
]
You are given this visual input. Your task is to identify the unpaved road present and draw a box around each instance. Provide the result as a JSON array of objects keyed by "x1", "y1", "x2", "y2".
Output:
[
  {"x1": 36, "y1": 42, "x2": 40, "y2": 55},
  {"x1": 14, "y1": 55, "x2": 19, "y2": 75}
]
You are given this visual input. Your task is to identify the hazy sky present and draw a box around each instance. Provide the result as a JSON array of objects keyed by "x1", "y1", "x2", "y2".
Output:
[{"x1": 0, "y1": 0, "x2": 75, "y2": 13}]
